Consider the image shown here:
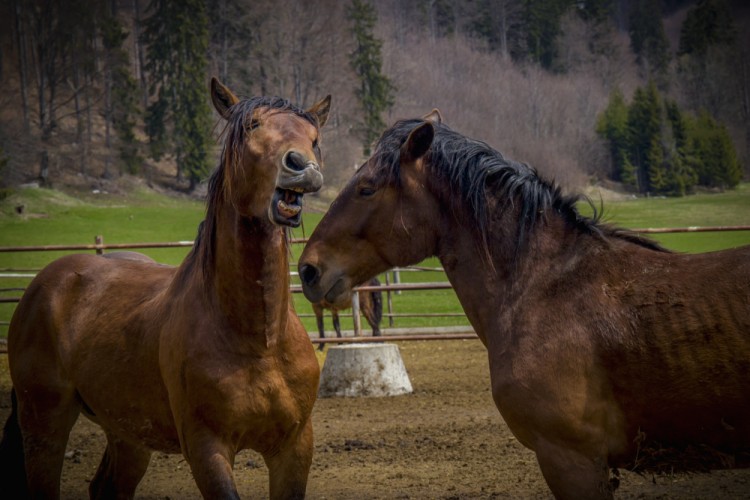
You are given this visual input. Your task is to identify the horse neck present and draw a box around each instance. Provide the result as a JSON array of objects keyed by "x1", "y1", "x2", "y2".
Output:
[
  {"x1": 198, "y1": 202, "x2": 291, "y2": 348},
  {"x1": 437, "y1": 204, "x2": 592, "y2": 347}
]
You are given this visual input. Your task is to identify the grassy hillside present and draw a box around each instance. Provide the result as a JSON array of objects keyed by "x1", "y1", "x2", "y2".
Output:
[{"x1": 0, "y1": 185, "x2": 748, "y2": 338}]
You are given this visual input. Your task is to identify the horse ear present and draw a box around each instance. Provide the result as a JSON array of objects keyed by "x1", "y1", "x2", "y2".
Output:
[
  {"x1": 400, "y1": 122, "x2": 434, "y2": 164},
  {"x1": 210, "y1": 77, "x2": 239, "y2": 120},
  {"x1": 422, "y1": 108, "x2": 443, "y2": 124},
  {"x1": 308, "y1": 95, "x2": 332, "y2": 128}
]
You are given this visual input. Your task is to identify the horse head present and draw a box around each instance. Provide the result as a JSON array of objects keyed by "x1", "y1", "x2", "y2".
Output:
[
  {"x1": 210, "y1": 77, "x2": 331, "y2": 227},
  {"x1": 299, "y1": 111, "x2": 442, "y2": 305}
]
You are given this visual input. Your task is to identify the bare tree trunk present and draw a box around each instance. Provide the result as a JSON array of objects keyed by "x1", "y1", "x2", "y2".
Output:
[
  {"x1": 13, "y1": 0, "x2": 30, "y2": 132},
  {"x1": 497, "y1": 0, "x2": 509, "y2": 62},
  {"x1": 71, "y1": 51, "x2": 83, "y2": 143},
  {"x1": 103, "y1": 45, "x2": 112, "y2": 179},
  {"x1": 132, "y1": 0, "x2": 149, "y2": 109},
  {"x1": 219, "y1": 0, "x2": 228, "y2": 83},
  {"x1": 84, "y1": 71, "x2": 92, "y2": 175}
]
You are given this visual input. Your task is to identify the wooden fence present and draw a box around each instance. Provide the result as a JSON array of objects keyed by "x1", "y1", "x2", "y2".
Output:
[{"x1": 2, "y1": 225, "x2": 749, "y2": 342}]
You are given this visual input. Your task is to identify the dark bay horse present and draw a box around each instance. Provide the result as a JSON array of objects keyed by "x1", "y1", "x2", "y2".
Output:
[
  {"x1": 0, "y1": 78, "x2": 330, "y2": 499},
  {"x1": 312, "y1": 277, "x2": 383, "y2": 350},
  {"x1": 298, "y1": 111, "x2": 750, "y2": 499}
]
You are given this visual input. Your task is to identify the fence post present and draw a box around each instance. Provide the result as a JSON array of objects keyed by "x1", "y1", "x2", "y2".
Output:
[
  {"x1": 95, "y1": 235, "x2": 104, "y2": 255},
  {"x1": 351, "y1": 291, "x2": 362, "y2": 336}
]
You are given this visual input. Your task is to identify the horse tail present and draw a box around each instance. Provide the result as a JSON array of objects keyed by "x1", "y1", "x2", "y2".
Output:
[
  {"x1": 0, "y1": 388, "x2": 28, "y2": 498},
  {"x1": 370, "y1": 277, "x2": 383, "y2": 327}
]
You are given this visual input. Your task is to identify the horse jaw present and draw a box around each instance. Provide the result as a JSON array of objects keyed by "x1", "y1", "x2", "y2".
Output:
[{"x1": 269, "y1": 151, "x2": 323, "y2": 227}]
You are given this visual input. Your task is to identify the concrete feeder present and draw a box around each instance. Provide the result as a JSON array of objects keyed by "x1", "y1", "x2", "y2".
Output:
[{"x1": 318, "y1": 343, "x2": 413, "y2": 398}]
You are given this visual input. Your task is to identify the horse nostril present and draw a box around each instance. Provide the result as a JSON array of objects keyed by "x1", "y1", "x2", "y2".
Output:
[
  {"x1": 299, "y1": 264, "x2": 320, "y2": 287},
  {"x1": 284, "y1": 151, "x2": 307, "y2": 172}
]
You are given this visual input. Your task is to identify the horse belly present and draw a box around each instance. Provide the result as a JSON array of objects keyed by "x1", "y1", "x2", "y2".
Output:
[
  {"x1": 75, "y1": 366, "x2": 181, "y2": 452},
  {"x1": 606, "y1": 281, "x2": 750, "y2": 466}
]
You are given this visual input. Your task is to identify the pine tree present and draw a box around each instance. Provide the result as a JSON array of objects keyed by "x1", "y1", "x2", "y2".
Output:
[
  {"x1": 628, "y1": 0, "x2": 670, "y2": 83},
  {"x1": 596, "y1": 88, "x2": 630, "y2": 185},
  {"x1": 523, "y1": 0, "x2": 571, "y2": 71},
  {"x1": 663, "y1": 100, "x2": 696, "y2": 195},
  {"x1": 101, "y1": 15, "x2": 142, "y2": 175},
  {"x1": 688, "y1": 111, "x2": 742, "y2": 189},
  {"x1": 678, "y1": 0, "x2": 735, "y2": 57},
  {"x1": 676, "y1": 0, "x2": 738, "y2": 119},
  {"x1": 348, "y1": 0, "x2": 395, "y2": 156},
  {"x1": 418, "y1": 0, "x2": 457, "y2": 38},
  {"x1": 206, "y1": 0, "x2": 253, "y2": 87},
  {"x1": 626, "y1": 82, "x2": 663, "y2": 193},
  {"x1": 142, "y1": 0, "x2": 213, "y2": 190},
  {"x1": 647, "y1": 135, "x2": 668, "y2": 194}
]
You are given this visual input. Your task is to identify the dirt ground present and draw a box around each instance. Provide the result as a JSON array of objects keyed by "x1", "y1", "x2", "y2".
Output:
[{"x1": 1, "y1": 339, "x2": 750, "y2": 499}]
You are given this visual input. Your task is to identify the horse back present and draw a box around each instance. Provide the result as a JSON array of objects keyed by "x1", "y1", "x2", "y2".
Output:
[{"x1": 8, "y1": 254, "x2": 178, "y2": 441}]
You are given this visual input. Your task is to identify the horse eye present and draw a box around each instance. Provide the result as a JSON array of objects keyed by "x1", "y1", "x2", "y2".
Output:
[
  {"x1": 312, "y1": 138, "x2": 319, "y2": 150},
  {"x1": 359, "y1": 186, "x2": 376, "y2": 197},
  {"x1": 247, "y1": 119, "x2": 260, "y2": 131}
]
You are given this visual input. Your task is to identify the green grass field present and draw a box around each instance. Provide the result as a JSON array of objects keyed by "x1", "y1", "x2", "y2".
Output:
[{"x1": 1, "y1": 183, "x2": 748, "y2": 338}]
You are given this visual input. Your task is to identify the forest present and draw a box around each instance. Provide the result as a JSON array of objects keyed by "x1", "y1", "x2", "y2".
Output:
[{"x1": 0, "y1": 0, "x2": 748, "y2": 198}]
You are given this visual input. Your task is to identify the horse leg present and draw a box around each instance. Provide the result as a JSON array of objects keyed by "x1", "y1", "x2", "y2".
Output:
[
  {"x1": 313, "y1": 304, "x2": 326, "y2": 351},
  {"x1": 368, "y1": 288, "x2": 383, "y2": 336},
  {"x1": 89, "y1": 433, "x2": 152, "y2": 500},
  {"x1": 363, "y1": 295, "x2": 381, "y2": 337},
  {"x1": 15, "y1": 384, "x2": 80, "y2": 499},
  {"x1": 0, "y1": 389, "x2": 28, "y2": 498},
  {"x1": 534, "y1": 439, "x2": 613, "y2": 500},
  {"x1": 183, "y1": 433, "x2": 240, "y2": 499},
  {"x1": 264, "y1": 418, "x2": 313, "y2": 500},
  {"x1": 332, "y1": 310, "x2": 342, "y2": 343}
]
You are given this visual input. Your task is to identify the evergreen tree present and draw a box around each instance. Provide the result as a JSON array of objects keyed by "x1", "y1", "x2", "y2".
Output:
[
  {"x1": 647, "y1": 135, "x2": 668, "y2": 193},
  {"x1": 523, "y1": 0, "x2": 571, "y2": 71},
  {"x1": 469, "y1": 0, "x2": 572, "y2": 71},
  {"x1": 678, "y1": 0, "x2": 735, "y2": 57},
  {"x1": 101, "y1": 16, "x2": 142, "y2": 175},
  {"x1": 467, "y1": 0, "x2": 523, "y2": 60},
  {"x1": 142, "y1": 0, "x2": 213, "y2": 190},
  {"x1": 626, "y1": 82, "x2": 663, "y2": 193},
  {"x1": 598, "y1": 84, "x2": 741, "y2": 195},
  {"x1": 418, "y1": 0, "x2": 457, "y2": 38},
  {"x1": 577, "y1": 0, "x2": 613, "y2": 24},
  {"x1": 676, "y1": 0, "x2": 738, "y2": 119},
  {"x1": 663, "y1": 100, "x2": 696, "y2": 195},
  {"x1": 596, "y1": 88, "x2": 630, "y2": 184},
  {"x1": 628, "y1": 0, "x2": 670, "y2": 83},
  {"x1": 688, "y1": 112, "x2": 742, "y2": 189},
  {"x1": 206, "y1": 0, "x2": 253, "y2": 87},
  {"x1": 348, "y1": 0, "x2": 395, "y2": 156}
]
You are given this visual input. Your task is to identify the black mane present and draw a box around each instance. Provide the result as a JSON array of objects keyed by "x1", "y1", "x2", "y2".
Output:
[{"x1": 371, "y1": 118, "x2": 667, "y2": 254}]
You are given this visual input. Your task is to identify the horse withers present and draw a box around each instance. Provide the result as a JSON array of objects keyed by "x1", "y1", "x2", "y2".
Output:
[
  {"x1": 298, "y1": 111, "x2": 750, "y2": 499},
  {"x1": 0, "y1": 78, "x2": 330, "y2": 499},
  {"x1": 312, "y1": 277, "x2": 383, "y2": 350}
]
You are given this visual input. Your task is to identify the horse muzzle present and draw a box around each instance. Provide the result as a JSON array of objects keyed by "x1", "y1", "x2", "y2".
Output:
[
  {"x1": 270, "y1": 151, "x2": 323, "y2": 227},
  {"x1": 298, "y1": 263, "x2": 351, "y2": 307}
]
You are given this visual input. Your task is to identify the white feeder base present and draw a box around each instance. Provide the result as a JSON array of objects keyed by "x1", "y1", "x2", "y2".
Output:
[{"x1": 318, "y1": 343, "x2": 413, "y2": 398}]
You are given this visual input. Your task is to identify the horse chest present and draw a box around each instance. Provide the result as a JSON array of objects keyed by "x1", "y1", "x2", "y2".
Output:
[{"x1": 184, "y1": 355, "x2": 316, "y2": 452}]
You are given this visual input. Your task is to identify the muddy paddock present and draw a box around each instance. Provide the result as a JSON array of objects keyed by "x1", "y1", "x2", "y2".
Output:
[{"x1": 1, "y1": 339, "x2": 749, "y2": 498}]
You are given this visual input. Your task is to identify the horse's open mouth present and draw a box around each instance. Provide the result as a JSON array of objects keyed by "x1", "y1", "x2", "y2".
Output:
[{"x1": 270, "y1": 187, "x2": 304, "y2": 227}]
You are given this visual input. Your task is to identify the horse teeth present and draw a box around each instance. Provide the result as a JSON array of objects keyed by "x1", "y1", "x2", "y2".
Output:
[{"x1": 278, "y1": 200, "x2": 301, "y2": 216}]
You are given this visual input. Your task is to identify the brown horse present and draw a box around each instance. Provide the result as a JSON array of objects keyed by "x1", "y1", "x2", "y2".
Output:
[
  {"x1": 298, "y1": 111, "x2": 750, "y2": 499},
  {"x1": 312, "y1": 277, "x2": 383, "y2": 350},
  {"x1": 0, "y1": 78, "x2": 330, "y2": 499}
]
